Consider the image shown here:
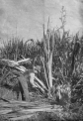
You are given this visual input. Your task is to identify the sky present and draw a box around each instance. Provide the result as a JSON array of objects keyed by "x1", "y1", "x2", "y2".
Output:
[{"x1": 0, "y1": 0, "x2": 82, "y2": 45}]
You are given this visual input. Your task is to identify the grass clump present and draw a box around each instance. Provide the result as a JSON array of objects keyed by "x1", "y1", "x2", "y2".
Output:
[{"x1": 0, "y1": 6, "x2": 83, "y2": 121}]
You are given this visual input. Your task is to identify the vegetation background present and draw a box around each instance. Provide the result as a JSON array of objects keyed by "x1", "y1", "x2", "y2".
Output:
[{"x1": 0, "y1": 7, "x2": 83, "y2": 121}]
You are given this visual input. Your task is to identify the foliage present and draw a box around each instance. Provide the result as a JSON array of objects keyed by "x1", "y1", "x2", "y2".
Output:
[
  {"x1": 0, "y1": 6, "x2": 83, "y2": 108},
  {"x1": 0, "y1": 6, "x2": 83, "y2": 120}
]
